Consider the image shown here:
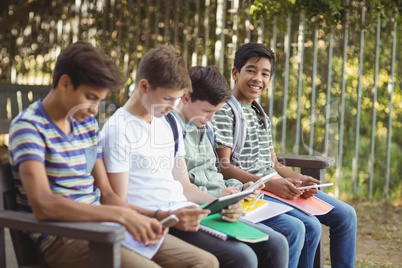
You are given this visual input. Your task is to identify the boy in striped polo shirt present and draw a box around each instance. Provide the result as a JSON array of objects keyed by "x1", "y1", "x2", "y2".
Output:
[
  {"x1": 8, "y1": 41, "x2": 217, "y2": 268},
  {"x1": 212, "y1": 42, "x2": 357, "y2": 268}
]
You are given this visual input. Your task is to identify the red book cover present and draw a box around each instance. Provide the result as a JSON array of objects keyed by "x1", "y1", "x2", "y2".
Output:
[{"x1": 261, "y1": 190, "x2": 334, "y2": 216}]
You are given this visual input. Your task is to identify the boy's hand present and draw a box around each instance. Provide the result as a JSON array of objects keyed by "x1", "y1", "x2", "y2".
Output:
[
  {"x1": 221, "y1": 186, "x2": 240, "y2": 197},
  {"x1": 298, "y1": 175, "x2": 321, "y2": 198},
  {"x1": 171, "y1": 206, "x2": 210, "y2": 232},
  {"x1": 242, "y1": 182, "x2": 264, "y2": 201},
  {"x1": 220, "y1": 201, "x2": 242, "y2": 222},
  {"x1": 125, "y1": 211, "x2": 166, "y2": 246},
  {"x1": 265, "y1": 177, "x2": 302, "y2": 200}
]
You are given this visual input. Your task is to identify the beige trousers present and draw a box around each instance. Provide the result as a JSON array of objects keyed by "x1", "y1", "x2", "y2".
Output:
[{"x1": 44, "y1": 234, "x2": 219, "y2": 268}]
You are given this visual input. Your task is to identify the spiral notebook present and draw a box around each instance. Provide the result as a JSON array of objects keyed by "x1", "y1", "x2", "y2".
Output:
[{"x1": 199, "y1": 214, "x2": 269, "y2": 243}]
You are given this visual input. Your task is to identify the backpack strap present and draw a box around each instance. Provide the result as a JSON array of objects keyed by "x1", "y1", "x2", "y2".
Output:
[
  {"x1": 205, "y1": 122, "x2": 220, "y2": 171},
  {"x1": 227, "y1": 96, "x2": 269, "y2": 163},
  {"x1": 205, "y1": 122, "x2": 215, "y2": 146},
  {"x1": 251, "y1": 100, "x2": 269, "y2": 131},
  {"x1": 227, "y1": 95, "x2": 247, "y2": 163},
  {"x1": 165, "y1": 113, "x2": 179, "y2": 157}
]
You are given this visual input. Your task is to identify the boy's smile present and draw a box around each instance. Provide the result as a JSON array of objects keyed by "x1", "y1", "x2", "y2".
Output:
[{"x1": 232, "y1": 57, "x2": 272, "y2": 105}]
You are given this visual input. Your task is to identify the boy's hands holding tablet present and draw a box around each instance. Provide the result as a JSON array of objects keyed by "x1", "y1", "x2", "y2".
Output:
[
  {"x1": 242, "y1": 182, "x2": 265, "y2": 201},
  {"x1": 220, "y1": 201, "x2": 243, "y2": 222},
  {"x1": 167, "y1": 206, "x2": 210, "y2": 232},
  {"x1": 295, "y1": 174, "x2": 333, "y2": 199}
]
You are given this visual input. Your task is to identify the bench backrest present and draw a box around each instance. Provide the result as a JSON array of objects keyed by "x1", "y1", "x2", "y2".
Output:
[{"x1": 0, "y1": 84, "x2": 50, "y2": 134}]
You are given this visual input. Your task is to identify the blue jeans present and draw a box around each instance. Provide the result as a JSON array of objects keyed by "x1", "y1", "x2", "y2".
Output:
[
  {"x1": 262, "y1": 191, "x2": 357, "y2": 268},
  {"x1": 315, "y1": 191, "x2": 357, "y2": 268},
  {"x1": 260, "y1": 202, "x2": 306, "y2": 268}
]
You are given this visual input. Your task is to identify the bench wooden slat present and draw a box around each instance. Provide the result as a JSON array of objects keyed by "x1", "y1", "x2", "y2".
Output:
[{"x1": 0, "y1": 84, "x2": 50, "y2": 135}]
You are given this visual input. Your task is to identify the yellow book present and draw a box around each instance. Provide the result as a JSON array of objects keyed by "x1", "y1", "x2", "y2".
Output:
[{"x1": 242, "y1": 198, "x2": 269, "y2": 216}]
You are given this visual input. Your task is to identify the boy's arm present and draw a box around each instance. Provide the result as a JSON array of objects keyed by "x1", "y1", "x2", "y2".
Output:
[
  {"x1": 173, "y1": 156, "x2": 242, "y2": 223},
  {"x1": 106, "y1": 170, "x2": 164, "y2": 218},
  {"x1": 20, "y1": 160, "x2": 164, "y2": 245},
  {"x1": 216, "y1": 145, "x2": 308, "y2": 200},
  {"x1": 92, "y1": 158, "x2": 130, "y2": 207},
  {"x1": 216, "y1": 145, "x2": 261, "y2": 183}
]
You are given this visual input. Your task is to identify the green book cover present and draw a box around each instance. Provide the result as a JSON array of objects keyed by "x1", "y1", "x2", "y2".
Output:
[{"x1": 200, "y1": 214, "x2": 269, "y2": 243}]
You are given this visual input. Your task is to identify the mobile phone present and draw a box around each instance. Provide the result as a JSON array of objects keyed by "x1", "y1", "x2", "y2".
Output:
[
  {"x1": 160, "y1": 214, "x2": 179, "y2": 228},
  {"x1": 297, "y1": 183, "x2": 334, "y2": 190}
]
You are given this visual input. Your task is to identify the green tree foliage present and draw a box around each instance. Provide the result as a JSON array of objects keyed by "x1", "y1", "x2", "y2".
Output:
[{"x1": 250, "y1": 0, "x2": 401, "y2": 202}]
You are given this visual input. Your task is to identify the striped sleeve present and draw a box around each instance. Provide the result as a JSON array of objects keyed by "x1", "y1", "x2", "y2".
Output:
[
  {"x1": 212, "y1": 103, "x2": 235, "y2": 148},
  {"x1": 9, "y1": 120, "x2": 46, "y2": 166}
]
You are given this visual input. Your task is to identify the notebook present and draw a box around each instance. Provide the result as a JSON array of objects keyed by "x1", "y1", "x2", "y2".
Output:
[
  {"x1": 241, "y1": 201, "x2": 293, "y2": 223},
  {"x1": 242, "y1": 198, "x2": 269, "y2": 216},
  {"x1": 200, "y1": 214, "x2": 269, "y2": 243}
]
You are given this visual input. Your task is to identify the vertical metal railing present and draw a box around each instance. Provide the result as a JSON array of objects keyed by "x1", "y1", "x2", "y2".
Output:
[
  {"x1": 352, "y1": 2, "x2": 366, "y2": 195},
  {"x1": 368, "y1": 19, "x2": 381, "y2": 200},
  {"x1": 385, "y1": 14, "x2": 397, "y2": 197},
  {"x1": 335, "y1": 0, "x2": 350, "y2": 197},
  {"x1": 309, "y1": 27, "x2": 318, "y2": 156},
  {"x1": 295, "y1": 11, "x2": 305, "y2": 156},
  {"x1": 281, "y1": 14, "x2": 291, "y2": 154}
]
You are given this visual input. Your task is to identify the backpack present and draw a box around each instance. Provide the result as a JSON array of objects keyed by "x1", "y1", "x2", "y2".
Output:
[
  {"x1": 226, "y1": 95, "x2": 269, "y2": 163},
  {"x1": 165, "y1": 113, "x2": 215, "y2": 157}
]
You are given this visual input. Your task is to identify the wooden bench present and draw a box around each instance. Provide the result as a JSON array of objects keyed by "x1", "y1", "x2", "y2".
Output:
[
  {"x1": 0, "y1": 162, "x2": 125, "y2": 268},
  {"x1": 0, "y1": 83, "x2": 332, "y2": 267},
  {"x1": 0, "y1": 83, "x2": 50, "y2": 135}
]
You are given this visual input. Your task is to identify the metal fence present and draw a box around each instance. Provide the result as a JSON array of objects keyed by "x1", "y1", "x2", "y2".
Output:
[{"x1": 0, "y1": 0, "x2": 400, "y2": 200}]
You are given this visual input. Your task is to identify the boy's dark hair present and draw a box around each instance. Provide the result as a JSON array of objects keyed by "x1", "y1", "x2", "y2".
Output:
[
  {"x1": 188, "y1": 66, "x2": 231, "y2": 106},
  {"x1": 137, "y1": 45, "x2": 192, "y2": 92},
  {"x1": 52, "y1": 41, "x2": 124, "y2": 91},
  {"x1": 233, "y1": 43, "x2": 275, "y2": 76}
]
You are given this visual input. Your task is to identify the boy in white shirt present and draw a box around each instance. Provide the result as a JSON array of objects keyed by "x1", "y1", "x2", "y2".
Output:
[{"x1": 101, "y1": 45, "x2": 287, "y2": 268}]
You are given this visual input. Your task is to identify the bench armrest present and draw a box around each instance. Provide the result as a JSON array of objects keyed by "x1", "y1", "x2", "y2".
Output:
[
  {"x1": 276, "y1": 153, "x2": 334, "y2": 181},
  {"x1": 0, "y1": 210, "x2": 125, "y2": 268},
  {"x1": 0, "y1": 210, "x2": 125, "y2": 242}
]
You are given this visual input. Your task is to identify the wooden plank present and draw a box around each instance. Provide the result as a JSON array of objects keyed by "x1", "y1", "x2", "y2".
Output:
[
  {"x1": 89, "y1": 241, "x2": 121, "y2": 268},
  {"x1": 0, "y1": 211, "x2": 125, "y2": 243},
  {"x1": 276, "y1": 153, "x2": 333, "y2": 170}
]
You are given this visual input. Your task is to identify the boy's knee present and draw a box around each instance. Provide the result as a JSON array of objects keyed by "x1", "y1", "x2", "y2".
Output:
[
  {"x1": 196, "y1": 252, "x2": 219, "y2": 268},
  {"x1": 206, "y1": 256, "x2": 220, "y2": 268}
]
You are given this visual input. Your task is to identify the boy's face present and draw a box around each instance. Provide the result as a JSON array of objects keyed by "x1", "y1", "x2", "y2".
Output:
[
  {"x1": 144, "y1": 86, "x2": 184, "y2": 118},
  {"x1": 232, "y1": 57, "x2": 272, "y2": 105},
  {"x1": 65, "y1": 84, "x2": 109, "y2": 122},
  {"x1": 182, "y1": 95, "x2": 225, "y2": 128}
]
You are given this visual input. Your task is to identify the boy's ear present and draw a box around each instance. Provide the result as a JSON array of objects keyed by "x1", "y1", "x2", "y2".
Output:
[
  {"x1": 138, "y1": 79, "x2": 150, "y2": 94},
  {"x1": 181, "y1": 93, "x2": 191, "y2": 104},
  {"x1": 232, "y1": 67, "x2": 239, "y2": 82},
  {"x1": 58, "y1": 74, "x2": 72, "y2": 92}
]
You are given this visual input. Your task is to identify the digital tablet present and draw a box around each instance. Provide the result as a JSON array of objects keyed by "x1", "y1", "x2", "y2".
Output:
[
  {"x1": 296, "y1": 183, "x2": 334, "y2": 190},
  {"x1": 202, "y1": 188, "x2": 254, "y2": 215}
]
